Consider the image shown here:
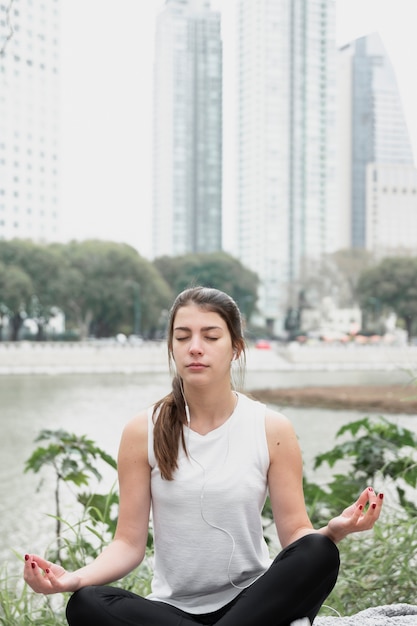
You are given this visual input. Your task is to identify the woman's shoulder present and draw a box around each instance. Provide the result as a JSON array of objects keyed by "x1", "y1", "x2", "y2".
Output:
[
  {"x1": 264, "y1": 406, "x2": 297, "y2": 441},
  {"x1": 119, "y1": 410, "x2": 149, "y2": 454}
]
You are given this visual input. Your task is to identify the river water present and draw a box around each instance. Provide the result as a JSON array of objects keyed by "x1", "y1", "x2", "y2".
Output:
[{"x1": 1, "y1": 370, "x2": 416, "y2": 574}]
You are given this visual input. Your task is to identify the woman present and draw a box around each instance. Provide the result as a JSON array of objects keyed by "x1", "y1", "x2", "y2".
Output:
[{"x1": 24, "y1": 286, "x2": 383, "y2": 626}]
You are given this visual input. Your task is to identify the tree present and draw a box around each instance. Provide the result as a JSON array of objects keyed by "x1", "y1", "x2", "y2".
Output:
[
  {"x1": 298, "y1": 248, "x2": 375, "y2": 310},
  {"x1": 357, "y1": 256, "x2": 417, "y2": 342},
  {"x1": 59, "y1": 240, "x2": 172, "y2": 338},
  {"x1": 0, "y1": 259, "x2": 33, "y2": 341},
  {"x1": 0, "y1": 240, "x2": 69, "y2": 340},
  {"x1": 154, "y1": 252, "x2": 259, "y2": 322}
]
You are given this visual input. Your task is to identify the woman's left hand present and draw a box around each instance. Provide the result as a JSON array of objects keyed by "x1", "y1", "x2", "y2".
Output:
[{"x1": 326, "y1": 486, "x2": 383, "y2": 543}]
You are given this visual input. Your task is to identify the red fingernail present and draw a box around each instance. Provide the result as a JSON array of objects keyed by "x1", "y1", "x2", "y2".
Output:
[
  {"x1": 359, "y1": 504, "x2": 363, "y2": 510},
  {"x1": 372, "y1": 503, "x2": 377, "y2": 509},
  {"x1": 31, "y1": 562, "x2": 36, "y2": 569},
  {"x1": 379, "y1": 493, "x2": 384, "y2": 500},
  {"x1": 24, "y1": 554, "x2": 29, "y2": 561},
  {"x1": 368, "y1": 486, "x2": 373, "y2": 491},
  {"x1": 45, "y1": 568, "x2": 50, "y2": 574}
]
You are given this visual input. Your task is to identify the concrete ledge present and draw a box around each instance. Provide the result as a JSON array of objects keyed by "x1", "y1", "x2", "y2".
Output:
[{"x1": 0, "y1": 344, "x2": 415, "y2": 385}]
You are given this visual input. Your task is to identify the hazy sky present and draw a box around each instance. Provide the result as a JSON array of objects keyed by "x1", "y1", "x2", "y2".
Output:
[{"x1": 59, "y1": 0, "x2": 417, "y2": 258}]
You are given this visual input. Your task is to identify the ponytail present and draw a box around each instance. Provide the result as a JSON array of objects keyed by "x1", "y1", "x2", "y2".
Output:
[{"x1": 152, "y1": 375, "x2": 188, "y2": 480}]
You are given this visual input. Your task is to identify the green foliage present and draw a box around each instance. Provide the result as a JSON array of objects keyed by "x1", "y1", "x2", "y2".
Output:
[
  {"x1": 0, "y1": 429, "x2": 154, "y2": 624},
  {"x1": 310, "y1": 416, "x2": 417, "y2": 520},
  {"x1": 261, "y1": 413, "x2": 417, "y2": 615},
  {"x1": 299, "y1": 248, "x2": 375, "y2": 310},
  {"x1": 307, "y1": 415, "x2": 417, "y2": 616},
  {"x1": 54, "y1": 240, "x2": 173, "y2": 338},
  {"x1": 24, "y1": 429, "x2": 118, "y2": 563},
  {"x1": 0, "y1": 564, "x2": 67, "y2": 625},
  {"x1": 0, "y1": 240, "x2": 72, "y2": 340},
  {"x1": 0, "y1": 259, "x2": 33, "y2": 340},
  {"x1": 0, "y1": 240, "x2": 261, "y2": 340},
  {"x1": 323, "y1": 514, "x2": 417, "y2": 615},
  {"x1": 25, "y1": 429, "x2": 117, "y2": 478},
  {"x1": 154, "y1": 251, "x2": 259, "y2": 322},
  {"x1": 357, "y1": 256, "x2": 417, "y2": 340}
]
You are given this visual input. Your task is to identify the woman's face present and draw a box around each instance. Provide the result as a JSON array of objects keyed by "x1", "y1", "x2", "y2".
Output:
[{"x1": 171, "y1": 304, "x2": 235, "y2": 386}]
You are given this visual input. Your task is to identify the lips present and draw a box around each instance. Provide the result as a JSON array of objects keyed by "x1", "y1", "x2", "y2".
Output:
[{"x1": 187, "y1": 362, "x2": 207, "y2": 370}]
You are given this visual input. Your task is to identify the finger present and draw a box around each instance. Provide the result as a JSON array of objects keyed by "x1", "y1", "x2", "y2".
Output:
[
  {"x1": 356, "y1": 486, "x2": 374, "y2": 507},
  {"x1": 358, "y1": 493, "x2": 384, "y2": 529},
  {"x1": 25, "y1": 553, "x2": 51, "y2": 571},
  {"x1": 43, "y1": 567, "x2": 63, "y2": 592},
  {"x1": 24, "y1": 560, "x2": 52, "y2": 593},
  {"x1": 367, "y1": 492, "x2": 384, "y2": 519}
]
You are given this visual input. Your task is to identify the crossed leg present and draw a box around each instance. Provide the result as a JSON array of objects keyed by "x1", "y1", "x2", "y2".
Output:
[{"x1": 66, "y1": 534, "x2": 340, "y2": 626}]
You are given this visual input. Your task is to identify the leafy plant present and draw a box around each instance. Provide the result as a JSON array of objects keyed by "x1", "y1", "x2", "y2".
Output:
[
  {"x1": 0, "y1": 564, "x2": 67, "y2": 625},
  {"x1": 24, "y1": 429, "x2": 117, "y2": 562},
  {"x1": 303, "y1": 415, "x2": 417, "y2": 616},
  {"x1": 311, "y1": 416, "x2": 417, "y2": 521},
  {"x1": 323, "y1": 511, "x2": 417, "y2": 615}
]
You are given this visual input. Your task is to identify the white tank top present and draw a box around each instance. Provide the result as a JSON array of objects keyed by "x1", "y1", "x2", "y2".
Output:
[{"x1": 147, "y1": 392, "x2": 272, "y2": 614}]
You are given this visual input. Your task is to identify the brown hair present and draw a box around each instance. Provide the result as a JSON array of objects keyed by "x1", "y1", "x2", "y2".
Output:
[{"x1": 152, "y1": 286, "x2": 246, "y2": 480}]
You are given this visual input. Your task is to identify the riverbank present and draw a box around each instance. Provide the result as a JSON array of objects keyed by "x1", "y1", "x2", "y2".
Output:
[
  {"x1": 1, "y1": 342, "x2": 416, "y2": 414},
  {"x1": 252, "y1": 383, "x2": 417, "y2": 414}
]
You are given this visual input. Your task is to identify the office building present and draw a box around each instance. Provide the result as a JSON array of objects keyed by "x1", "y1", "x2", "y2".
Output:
[
  {"x1": 236, "y1": 0, "x2": 337, "y2": 332},
  {"x1": 338, "y1": 32, "x2": 414, "y2": 250},
  {"x1": 366, "y1": 163, "x2": 417, "y2": 256},
  {"x1": 152, "y1": 0, "x2": 222, "y2": 258},
  {"x1": 0, "y1": 0, "x2": 60, "y2": 242}
]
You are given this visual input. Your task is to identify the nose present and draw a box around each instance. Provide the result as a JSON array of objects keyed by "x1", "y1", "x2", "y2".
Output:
[{"x1": 189, "y1": 335, "x2": 203, "y2": 355}]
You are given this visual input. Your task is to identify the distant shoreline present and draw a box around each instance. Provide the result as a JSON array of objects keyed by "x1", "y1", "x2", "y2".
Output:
[{"x1": 252, "y1": 384, "x2": 417, "y2": 414}]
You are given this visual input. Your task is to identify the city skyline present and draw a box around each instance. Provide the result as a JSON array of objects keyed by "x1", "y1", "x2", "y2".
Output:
[{"x1": 29, "y1": 1, "x2": 417, "y2": 257}]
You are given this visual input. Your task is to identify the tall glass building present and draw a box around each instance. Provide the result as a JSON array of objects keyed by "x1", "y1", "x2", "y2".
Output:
[
  {"x1": 152, "y1": 0, "x2": 222, "y2": 258},
  {"x1": 236, "y1": 0, "x2": 337, "y2": 332},
  {"x1": 0, "y1": 0, "x2": 60, "y2": 242},
  {"x1": 340, "y1": 32, "x2": 414, "y2": 249}
]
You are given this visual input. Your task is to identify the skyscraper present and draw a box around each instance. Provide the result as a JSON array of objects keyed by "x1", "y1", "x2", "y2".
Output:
[
  {"x1": 338, "y1": 32, "x2": 414, "y2": 249},
  {"x1": 236, "y1": 0, "x2": 337, "y2": 332},
  {"x1": 0, "y1": 0, "x2": 60, "y2": 242},
  {"x1": 152, "y1": 0, "x2": 222, "y2": 258},
  {"x1": 366, "y1": 163, "x2": 417, "y2": 257}
]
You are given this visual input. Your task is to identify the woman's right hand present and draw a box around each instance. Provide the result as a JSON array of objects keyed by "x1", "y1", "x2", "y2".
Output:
[{"x1": 23, "y1": 554, "x2": 81, "y2": 595}]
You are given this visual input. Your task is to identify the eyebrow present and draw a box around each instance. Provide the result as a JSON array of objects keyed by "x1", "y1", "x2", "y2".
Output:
[{"x1": 173, "y1": 325, "x2": 223, "y2": 332}]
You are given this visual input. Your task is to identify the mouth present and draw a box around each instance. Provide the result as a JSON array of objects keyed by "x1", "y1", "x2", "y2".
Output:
[{"x1": 187, "y1": 362, "x2": 207, "y2": 370}]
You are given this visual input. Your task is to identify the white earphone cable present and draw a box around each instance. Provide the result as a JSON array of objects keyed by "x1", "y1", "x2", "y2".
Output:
[{"x1": 180, "y1": 381, "x2": 263, "y2": 590}]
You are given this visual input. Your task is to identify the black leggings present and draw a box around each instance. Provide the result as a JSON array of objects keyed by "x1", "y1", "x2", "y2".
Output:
[{"x1": 66, "y1": 534, "x2": 340, "y2": 626}]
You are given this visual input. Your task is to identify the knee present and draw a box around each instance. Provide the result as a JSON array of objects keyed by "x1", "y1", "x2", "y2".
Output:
[
  {"x1": 66, "y1": 586, "x2": 98, "y2": 625},
  {"x1": 301, "y1": 533, "x2": 340, "y2": 572}
]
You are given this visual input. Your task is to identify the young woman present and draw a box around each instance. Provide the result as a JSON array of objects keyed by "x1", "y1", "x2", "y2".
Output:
[{"x1": 24, "y1": 286, "x2": 383, "y2": 626}]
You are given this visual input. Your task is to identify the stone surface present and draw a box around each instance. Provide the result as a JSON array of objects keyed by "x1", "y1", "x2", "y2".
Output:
[{"x1": 314, "y1": 604, "x2": 417, "y2": 625}]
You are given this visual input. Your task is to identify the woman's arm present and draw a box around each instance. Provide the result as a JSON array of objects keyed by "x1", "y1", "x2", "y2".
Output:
[
  {"x1": 266, "y1": 409, "x2": 383, "y2": 548},
  {"x1": 24, "y1": 411, "x2": 152, "y2": 594},
  {"x1": 266, "y1": 409, "x2": 315, "y2": 548}
]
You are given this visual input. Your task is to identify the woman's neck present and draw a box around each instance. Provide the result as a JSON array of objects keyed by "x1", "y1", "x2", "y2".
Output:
[{"x1": 183, "y1": 388, "x2": 238, "y2": 435}]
